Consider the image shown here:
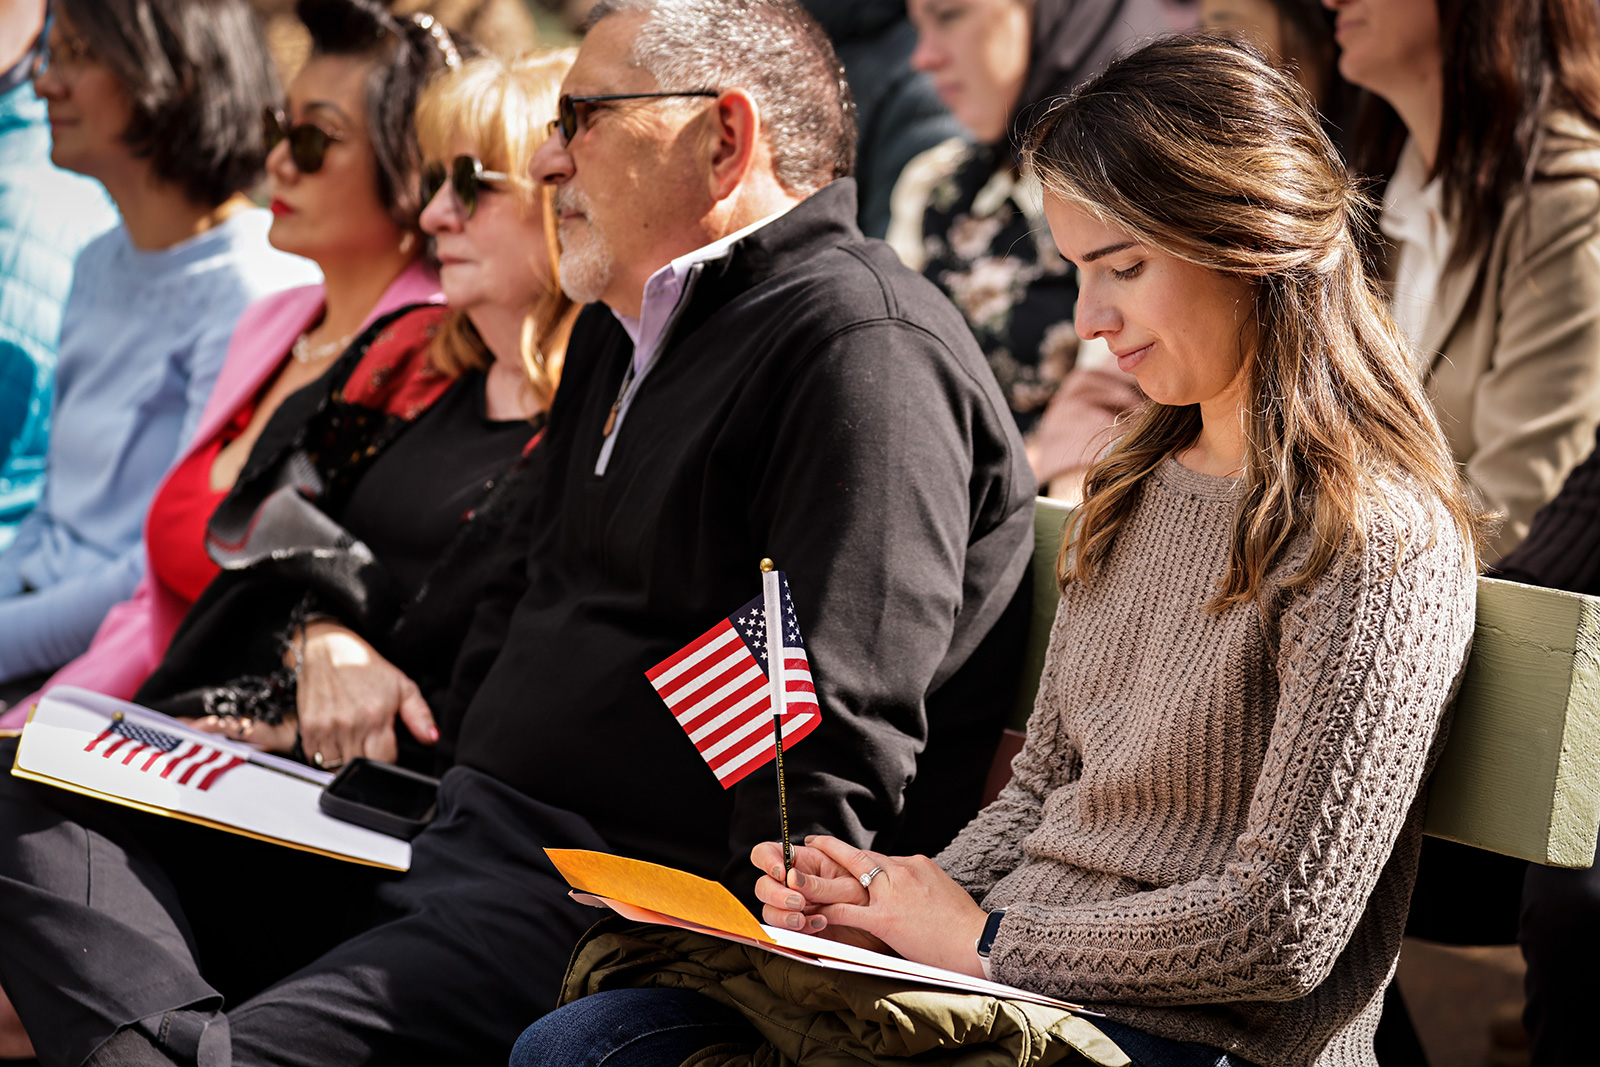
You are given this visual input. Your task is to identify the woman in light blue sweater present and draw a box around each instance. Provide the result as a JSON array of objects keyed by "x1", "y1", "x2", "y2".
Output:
[
  {"x1": 0, "y1": 0, "x2": 317, "y2": 696},
  {"x1": 0, "y1": 0, "x2": 118, "y2": 549}
]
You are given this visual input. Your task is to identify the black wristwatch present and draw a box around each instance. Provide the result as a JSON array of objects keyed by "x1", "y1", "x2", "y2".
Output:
[{"x1": 975, "y1": 907, "x2": 1007, "y2": 960}]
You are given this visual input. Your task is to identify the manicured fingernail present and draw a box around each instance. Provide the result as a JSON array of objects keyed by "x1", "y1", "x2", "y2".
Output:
[
  {"x1": 786, "y1": 894, "x2": 804, "y2": 909},
  {"x1": 771, "y1": 866, "x2": 784, "y2": 881},
  {"x1": 785, "y1": 913, "x2": 804, "y2": 929},
  {"x1": 792, "y1": 872, "x2": 807, "y2": 889},
  {"x1": 808, "y1": 915, "x2": 826, "y2": 931}
]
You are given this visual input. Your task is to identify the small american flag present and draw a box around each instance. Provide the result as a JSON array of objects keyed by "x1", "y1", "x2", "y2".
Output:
[
  {"x1": 83, "y1": 716, "x2": 246, "y2": 792},
  {"x1": 647, "y1": 573, "x2": 820, "y2": 788}
]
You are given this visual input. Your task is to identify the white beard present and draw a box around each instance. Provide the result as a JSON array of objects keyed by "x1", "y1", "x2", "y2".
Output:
[{"x1": 553, "y1": 188, "x2": 615, "y2": 305}]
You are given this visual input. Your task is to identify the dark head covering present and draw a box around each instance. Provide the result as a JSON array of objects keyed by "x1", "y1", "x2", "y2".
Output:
[{"x1": 1004, "y1": 0, "x2": 1170, "y2": 160}]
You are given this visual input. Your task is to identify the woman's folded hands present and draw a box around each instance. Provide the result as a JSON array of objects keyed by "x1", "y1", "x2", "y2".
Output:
[{"x1": 751, "y1": 834, "x2": 989, "y2": 978}]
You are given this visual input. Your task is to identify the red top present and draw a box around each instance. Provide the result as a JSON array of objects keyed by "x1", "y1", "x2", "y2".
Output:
[{"x1": 146, "y1": 399, "x2": 256, "y2": 602}]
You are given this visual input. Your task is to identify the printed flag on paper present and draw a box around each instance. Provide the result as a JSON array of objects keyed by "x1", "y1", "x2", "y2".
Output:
[
  {"x1": 647, "y1": 573, "x2": 820, "y2": 788},
  {"x1": 83, "y1": 717, "x2": 246, "y2": 792}
]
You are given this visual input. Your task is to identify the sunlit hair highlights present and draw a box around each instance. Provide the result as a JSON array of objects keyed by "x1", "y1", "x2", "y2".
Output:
[
  {"x1": 1024, "y1": 34, "x2": 1489, "y2": 610},
  {"x1": 414, "y1": 50, "x2": 580, "y2": 411},
  {"x1": 585, "y1": 0, "x2": 855, "y2": 198}
]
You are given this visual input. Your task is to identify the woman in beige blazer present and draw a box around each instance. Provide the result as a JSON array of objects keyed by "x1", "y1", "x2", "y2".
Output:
[
  {"x1": 1327, "y1": 0, "x2": 1600, "y2": 559},
  {"x1": 1328, "y1": 6, "x2": 1600, "y2": 1064}
]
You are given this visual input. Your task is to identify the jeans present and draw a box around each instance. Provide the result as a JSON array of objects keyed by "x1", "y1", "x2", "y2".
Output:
[
  {"x1": 510, "y1": 989, "x2": 758, "y2": 1067},
  {"x1": 1090, "y1": 1018, "x2": 1262, "y2": 1067},
  {"x1": 510, "y1": 988, "x2": 1261, "y2": 1067}
]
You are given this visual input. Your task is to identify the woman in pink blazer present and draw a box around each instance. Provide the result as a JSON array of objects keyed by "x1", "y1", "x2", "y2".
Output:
[
  {"x1": 0, "y1": 268, "x2": 443, "y2": 724},
  {"x1": 0, "y1": 0, "x2": 456, "y2": 728}
]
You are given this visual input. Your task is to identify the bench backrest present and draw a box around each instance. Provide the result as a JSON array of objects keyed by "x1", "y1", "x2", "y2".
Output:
[
  {"x1": 1011, "y1": 497, "x2": 1078, "y2": 727},
  {"x1": 1009, "y1": 497, "x2": 1600, "y2": 869},
  {"x1": 1430, "y1": 577, "x2": 1600, "y2": 867}
]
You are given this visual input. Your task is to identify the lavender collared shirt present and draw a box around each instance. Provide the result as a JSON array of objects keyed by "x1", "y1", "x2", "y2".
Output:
[{"x1": 595, "y1": 209, "x2": 789, "y2": 476}]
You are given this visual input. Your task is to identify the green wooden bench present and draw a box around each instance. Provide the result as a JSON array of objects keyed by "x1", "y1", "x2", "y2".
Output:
[{"x1": 985, "y1": 497, "x2": 1600, "y2": 869}]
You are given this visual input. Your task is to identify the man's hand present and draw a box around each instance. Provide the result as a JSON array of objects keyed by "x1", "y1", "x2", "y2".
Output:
[{"x1": 291, "y1": 621, "x2": 437, "y2": 768}]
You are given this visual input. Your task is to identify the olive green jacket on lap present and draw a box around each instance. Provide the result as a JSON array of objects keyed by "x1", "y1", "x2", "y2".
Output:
[{"x1": 560, "y1": 919, "x2": 1130, "y2": 1067}]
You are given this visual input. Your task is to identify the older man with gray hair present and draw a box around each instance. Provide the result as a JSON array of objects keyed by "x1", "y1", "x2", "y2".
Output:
[
  {"x1": 0, "y1": 1, "x2": 1033, "y2": 1064},
  {"x1": 446, "y1": 0, "x2": 1035, "y2": 867}
]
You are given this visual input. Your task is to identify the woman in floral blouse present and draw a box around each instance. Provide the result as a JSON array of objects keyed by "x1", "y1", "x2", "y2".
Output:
[{"x1": 887, "y1": 0, "x2": 1168, "y2": 472}]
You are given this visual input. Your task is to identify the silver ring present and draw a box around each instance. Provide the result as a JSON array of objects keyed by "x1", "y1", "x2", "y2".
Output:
[
  {"x1": 859, "y1": 865, "x2": 885, "y2": 890},
  {"x1": 312, "y1": 751, "x2": 325, "y2": 768}
]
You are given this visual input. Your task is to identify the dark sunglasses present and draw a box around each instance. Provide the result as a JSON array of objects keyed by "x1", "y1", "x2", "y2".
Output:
[
  {"x1": 420, "y1": 155, "x2": 510, "y2": 219},
  {"x1": 548, "y1": 90, "x2": 719, "y2": 145},
  {"x1": 263, "y1": 107, "x2": 343, "y2": 174}
]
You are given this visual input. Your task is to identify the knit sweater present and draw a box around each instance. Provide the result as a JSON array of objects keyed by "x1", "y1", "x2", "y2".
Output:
[{"x1": 936, "y1": 457, "x2": 1477, "y2": 1066}]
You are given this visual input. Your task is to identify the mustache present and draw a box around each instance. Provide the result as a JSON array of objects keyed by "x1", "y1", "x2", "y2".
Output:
[{"x1": 552, "y1": 186, "x2": 591, "y2": 217}]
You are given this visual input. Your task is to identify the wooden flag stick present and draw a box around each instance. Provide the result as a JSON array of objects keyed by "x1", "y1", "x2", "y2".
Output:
[{"x1": 760, "y1": 558, "x2": 793, "y2": 877}]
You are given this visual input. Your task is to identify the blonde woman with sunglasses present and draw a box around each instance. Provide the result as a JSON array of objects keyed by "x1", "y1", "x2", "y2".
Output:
[
  {"x1": 148, "y1": 47, "x2": 587, "y2": 767},
  {"x1": 110, "y1": 46, "x2": 584, "y2": 773},
  {"x1": 416, "y1": 49, "x2": 582, "y2": 424}
]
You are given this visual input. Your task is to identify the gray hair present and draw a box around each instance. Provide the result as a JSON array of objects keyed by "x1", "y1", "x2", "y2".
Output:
[{"x1": 586, "y1": 0, "x2": 856, "y2": 197}]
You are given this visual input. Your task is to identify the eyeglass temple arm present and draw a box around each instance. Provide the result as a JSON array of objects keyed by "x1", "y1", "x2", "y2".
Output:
[{"x1": 566, "y1": 91, "x2": 720, "y2": 103}]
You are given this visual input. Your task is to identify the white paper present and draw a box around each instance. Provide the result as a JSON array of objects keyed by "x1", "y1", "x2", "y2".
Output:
[
  {"x1": 14, "y1": 687, "x2": 411, "y2": 870},
  {"x1": 571, "y1": 891, "x2": 1087, "y2": 1013}
]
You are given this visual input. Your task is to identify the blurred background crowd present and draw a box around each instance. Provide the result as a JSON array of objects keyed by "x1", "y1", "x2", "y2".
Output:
[{"x1": 1, "y1": 0, "x2": 1598, "y2": 1063}]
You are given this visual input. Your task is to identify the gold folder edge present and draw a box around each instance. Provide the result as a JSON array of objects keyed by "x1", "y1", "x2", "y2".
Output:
[{"x1": 7, "y1": 711, "x2": 406, "y2": 872}]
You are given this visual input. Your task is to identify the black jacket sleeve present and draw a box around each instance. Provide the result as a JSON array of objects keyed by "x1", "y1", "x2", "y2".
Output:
[
  {"x1": 718, "y1": 315, "x2": 1031, "y2": 891},
  {"x1": 1493, "y1": 422, "x2": 1600, "y2": 594}
]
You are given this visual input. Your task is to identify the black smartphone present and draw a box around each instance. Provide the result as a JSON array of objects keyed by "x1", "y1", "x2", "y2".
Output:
[{"x1": 319, "y1": 758, "x2": 440, "y2": 840}]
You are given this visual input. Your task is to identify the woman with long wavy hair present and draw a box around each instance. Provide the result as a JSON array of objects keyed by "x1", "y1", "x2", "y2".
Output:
[{"x1": 513, "y1": 34, "x2": 1487, "y2": 1067}]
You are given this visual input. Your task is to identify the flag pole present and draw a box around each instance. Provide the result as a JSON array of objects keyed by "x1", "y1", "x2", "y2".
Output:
[{"x1": 760, "y1": 558, "x2": 793, "y2": 878}]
